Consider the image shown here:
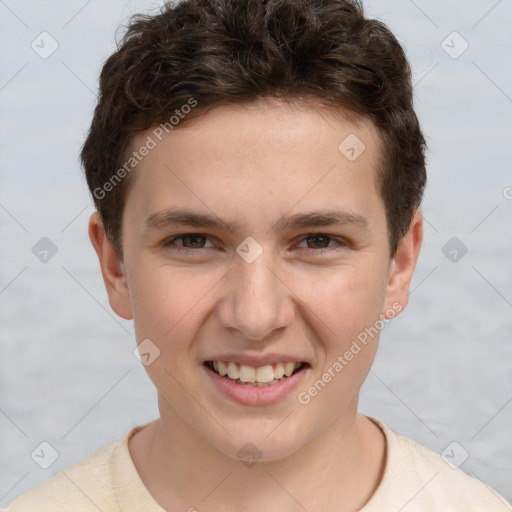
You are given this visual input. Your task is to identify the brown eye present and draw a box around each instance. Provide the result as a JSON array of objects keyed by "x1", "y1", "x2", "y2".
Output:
[
  {"x1": 305, "y1": 235, "x2": 331, "y2": 249},
  {"x1": 179, "y1": 234, "x2": 207, "y2": 248},
  {"x1": 295, "y1": 234, "x2": 348, "y2": 254},
  {"x1": 165, "y1": 234, "x2": 214, "y2": 250}
]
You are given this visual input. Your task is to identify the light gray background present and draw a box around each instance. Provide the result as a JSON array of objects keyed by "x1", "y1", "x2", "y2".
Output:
[{"x1": 1, "y1": 0, "x2": 511, "y2": 506}]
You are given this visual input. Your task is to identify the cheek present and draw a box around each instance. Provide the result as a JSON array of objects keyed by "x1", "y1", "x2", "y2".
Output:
[
  {"x1": 292, "y1": 267, "x2": 387, "y2": 414},
  {"x1": 128, "y1": 263, "x2": 224, "y2": 354},
  {"x1": 292, "y1": 261, "x2": 389, "y2": 349},
  {"x1": 127, "y1": 266, "x2": 221, "y2": 409}
]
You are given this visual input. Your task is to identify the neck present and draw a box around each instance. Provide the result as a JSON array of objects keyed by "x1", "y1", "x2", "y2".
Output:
[{"x1": 129, "y1": 396, "x2": 385, "y2": 512}]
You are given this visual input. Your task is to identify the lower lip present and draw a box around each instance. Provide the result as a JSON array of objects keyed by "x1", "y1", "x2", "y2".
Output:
[{"x1": 202, "y1": 364, "x2": 308, "y2": 406}]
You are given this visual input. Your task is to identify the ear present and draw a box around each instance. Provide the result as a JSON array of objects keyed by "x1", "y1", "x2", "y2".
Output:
[
  {"x1": 383, "y1": 209, "x2": 423, "y2": 316},
  {"x1": 88, "y1": 212, "x2": 133, "y2": 320}
]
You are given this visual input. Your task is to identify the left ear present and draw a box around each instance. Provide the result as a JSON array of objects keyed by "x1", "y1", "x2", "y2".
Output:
[{"x1": 383, "y1": 209, "x2": 423, "y2": 316}]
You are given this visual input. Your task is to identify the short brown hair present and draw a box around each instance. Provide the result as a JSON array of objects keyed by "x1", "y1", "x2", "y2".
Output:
[{"x1": 81, "y1": 0, "x2": 426, "y2": 257}]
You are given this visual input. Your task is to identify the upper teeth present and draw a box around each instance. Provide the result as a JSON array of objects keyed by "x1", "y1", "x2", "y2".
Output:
[{"x1": 212, "y1": 361, "x2": 302, "y2": 383}]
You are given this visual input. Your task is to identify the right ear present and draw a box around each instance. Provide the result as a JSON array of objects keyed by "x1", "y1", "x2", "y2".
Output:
[{"x1": 88, "y1": 212, "x2": 133, "y2": 320}]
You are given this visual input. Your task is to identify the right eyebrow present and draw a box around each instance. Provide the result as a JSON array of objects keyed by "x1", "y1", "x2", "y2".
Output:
[{"x1": 144, "y1": 208, "x2": 237, "y2": 233}]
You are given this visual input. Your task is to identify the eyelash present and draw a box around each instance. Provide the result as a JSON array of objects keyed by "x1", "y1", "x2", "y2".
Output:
[{"x1": 163, "y1": 233, "x2": 348, "y2": 255}]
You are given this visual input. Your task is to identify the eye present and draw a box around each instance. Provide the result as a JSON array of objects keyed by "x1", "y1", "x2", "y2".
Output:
[
  {"x1": 165, "y1": 234, "x2": 215, "y2": 250},
  {"x1": 295, "y1": 234, "x2": 347, "y2": 252}
]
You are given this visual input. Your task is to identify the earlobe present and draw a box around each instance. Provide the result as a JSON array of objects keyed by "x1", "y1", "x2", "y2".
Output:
[
  {"x1": 383, "y1": 210, "x2": 423, "y2": 316},
  {"x1": 88, "y1": 212, "x2": 133, "y2": 320}
]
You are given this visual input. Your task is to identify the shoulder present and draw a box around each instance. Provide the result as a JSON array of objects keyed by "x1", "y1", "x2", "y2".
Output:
[
  {"x1": 2, "y1": 432, "x2": 128, "y2": 512},
  {"x1": 364, "y1": 418, "x2": 511, "y2": 511}
]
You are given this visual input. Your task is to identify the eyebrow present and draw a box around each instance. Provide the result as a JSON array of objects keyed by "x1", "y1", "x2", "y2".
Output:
[{"x1": 144, "y1": 208, "x2": 369, "y2": 234}]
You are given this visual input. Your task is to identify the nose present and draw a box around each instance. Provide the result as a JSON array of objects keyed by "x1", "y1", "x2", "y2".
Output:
[{"x1": 217, "y1": 253, "x2": 295, "y2": 341}]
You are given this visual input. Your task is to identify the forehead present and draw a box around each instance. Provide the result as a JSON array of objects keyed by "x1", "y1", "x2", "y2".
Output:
[{"x1": 123, "y1": 99, "x2": 385, "y2": 230}]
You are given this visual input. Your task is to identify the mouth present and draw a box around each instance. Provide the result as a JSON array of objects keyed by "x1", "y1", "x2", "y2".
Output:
[{"x1": 204, "y1": 360, "x2": 308, "y2": 387}]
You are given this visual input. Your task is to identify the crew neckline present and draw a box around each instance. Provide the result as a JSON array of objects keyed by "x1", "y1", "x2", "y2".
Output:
[
  {"x1": 112, "y1": 423, "x2": 167, "y2": 511},
  {"x1": 111, "y1": 417, "x2": 391, "y2": 511}
]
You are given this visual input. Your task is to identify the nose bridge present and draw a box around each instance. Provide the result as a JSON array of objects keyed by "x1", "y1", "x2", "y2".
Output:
[{"x1": 219, "y1": 249, "x2": 294, "y2": 340}]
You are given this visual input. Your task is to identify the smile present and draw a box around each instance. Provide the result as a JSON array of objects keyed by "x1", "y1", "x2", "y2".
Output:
[{"x1": 205, "y1": 360, "x2": 305, "y2": 386}]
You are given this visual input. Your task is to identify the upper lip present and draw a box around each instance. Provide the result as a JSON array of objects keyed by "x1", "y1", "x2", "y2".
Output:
[{"x1": 204, "y1": 353, "x2": 308, "y2": 367}]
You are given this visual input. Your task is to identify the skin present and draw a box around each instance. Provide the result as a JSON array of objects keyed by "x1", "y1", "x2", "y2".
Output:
[{"x1": 89, "y1": 98, "x2": 423, "y2": 511}]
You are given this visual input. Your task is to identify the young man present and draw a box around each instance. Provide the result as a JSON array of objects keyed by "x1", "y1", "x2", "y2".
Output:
[{"x1": 4, "y1": 0, "x2": 510, "y2": 510}]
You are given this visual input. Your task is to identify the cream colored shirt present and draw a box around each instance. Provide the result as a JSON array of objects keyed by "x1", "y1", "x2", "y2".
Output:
[{"x1": 3, "y1": 419, "x2": 511, "y2": 511}]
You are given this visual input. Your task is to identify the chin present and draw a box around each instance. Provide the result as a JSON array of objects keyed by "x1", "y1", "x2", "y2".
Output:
[{"x1": 206, "y1": 421, "x2": 310, "y2": 464}]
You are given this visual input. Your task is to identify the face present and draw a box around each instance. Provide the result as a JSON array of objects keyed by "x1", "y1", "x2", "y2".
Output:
[{"x1": 90, "y1": 98, "x2": 422, "y2": 462}]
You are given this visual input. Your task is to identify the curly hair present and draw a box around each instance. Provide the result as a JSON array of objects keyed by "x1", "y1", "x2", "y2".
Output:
[{"x1": 81, "y1": 0, "x2": 426, "y2": 257}]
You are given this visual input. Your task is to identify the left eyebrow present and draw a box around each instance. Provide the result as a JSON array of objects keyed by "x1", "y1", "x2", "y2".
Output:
[
  {"x1": 271, "y1": 210, "x2": 369, "y2": 232},
  {"x1": 143, "y1": 207, "x2": 370, "y2": 234}
]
